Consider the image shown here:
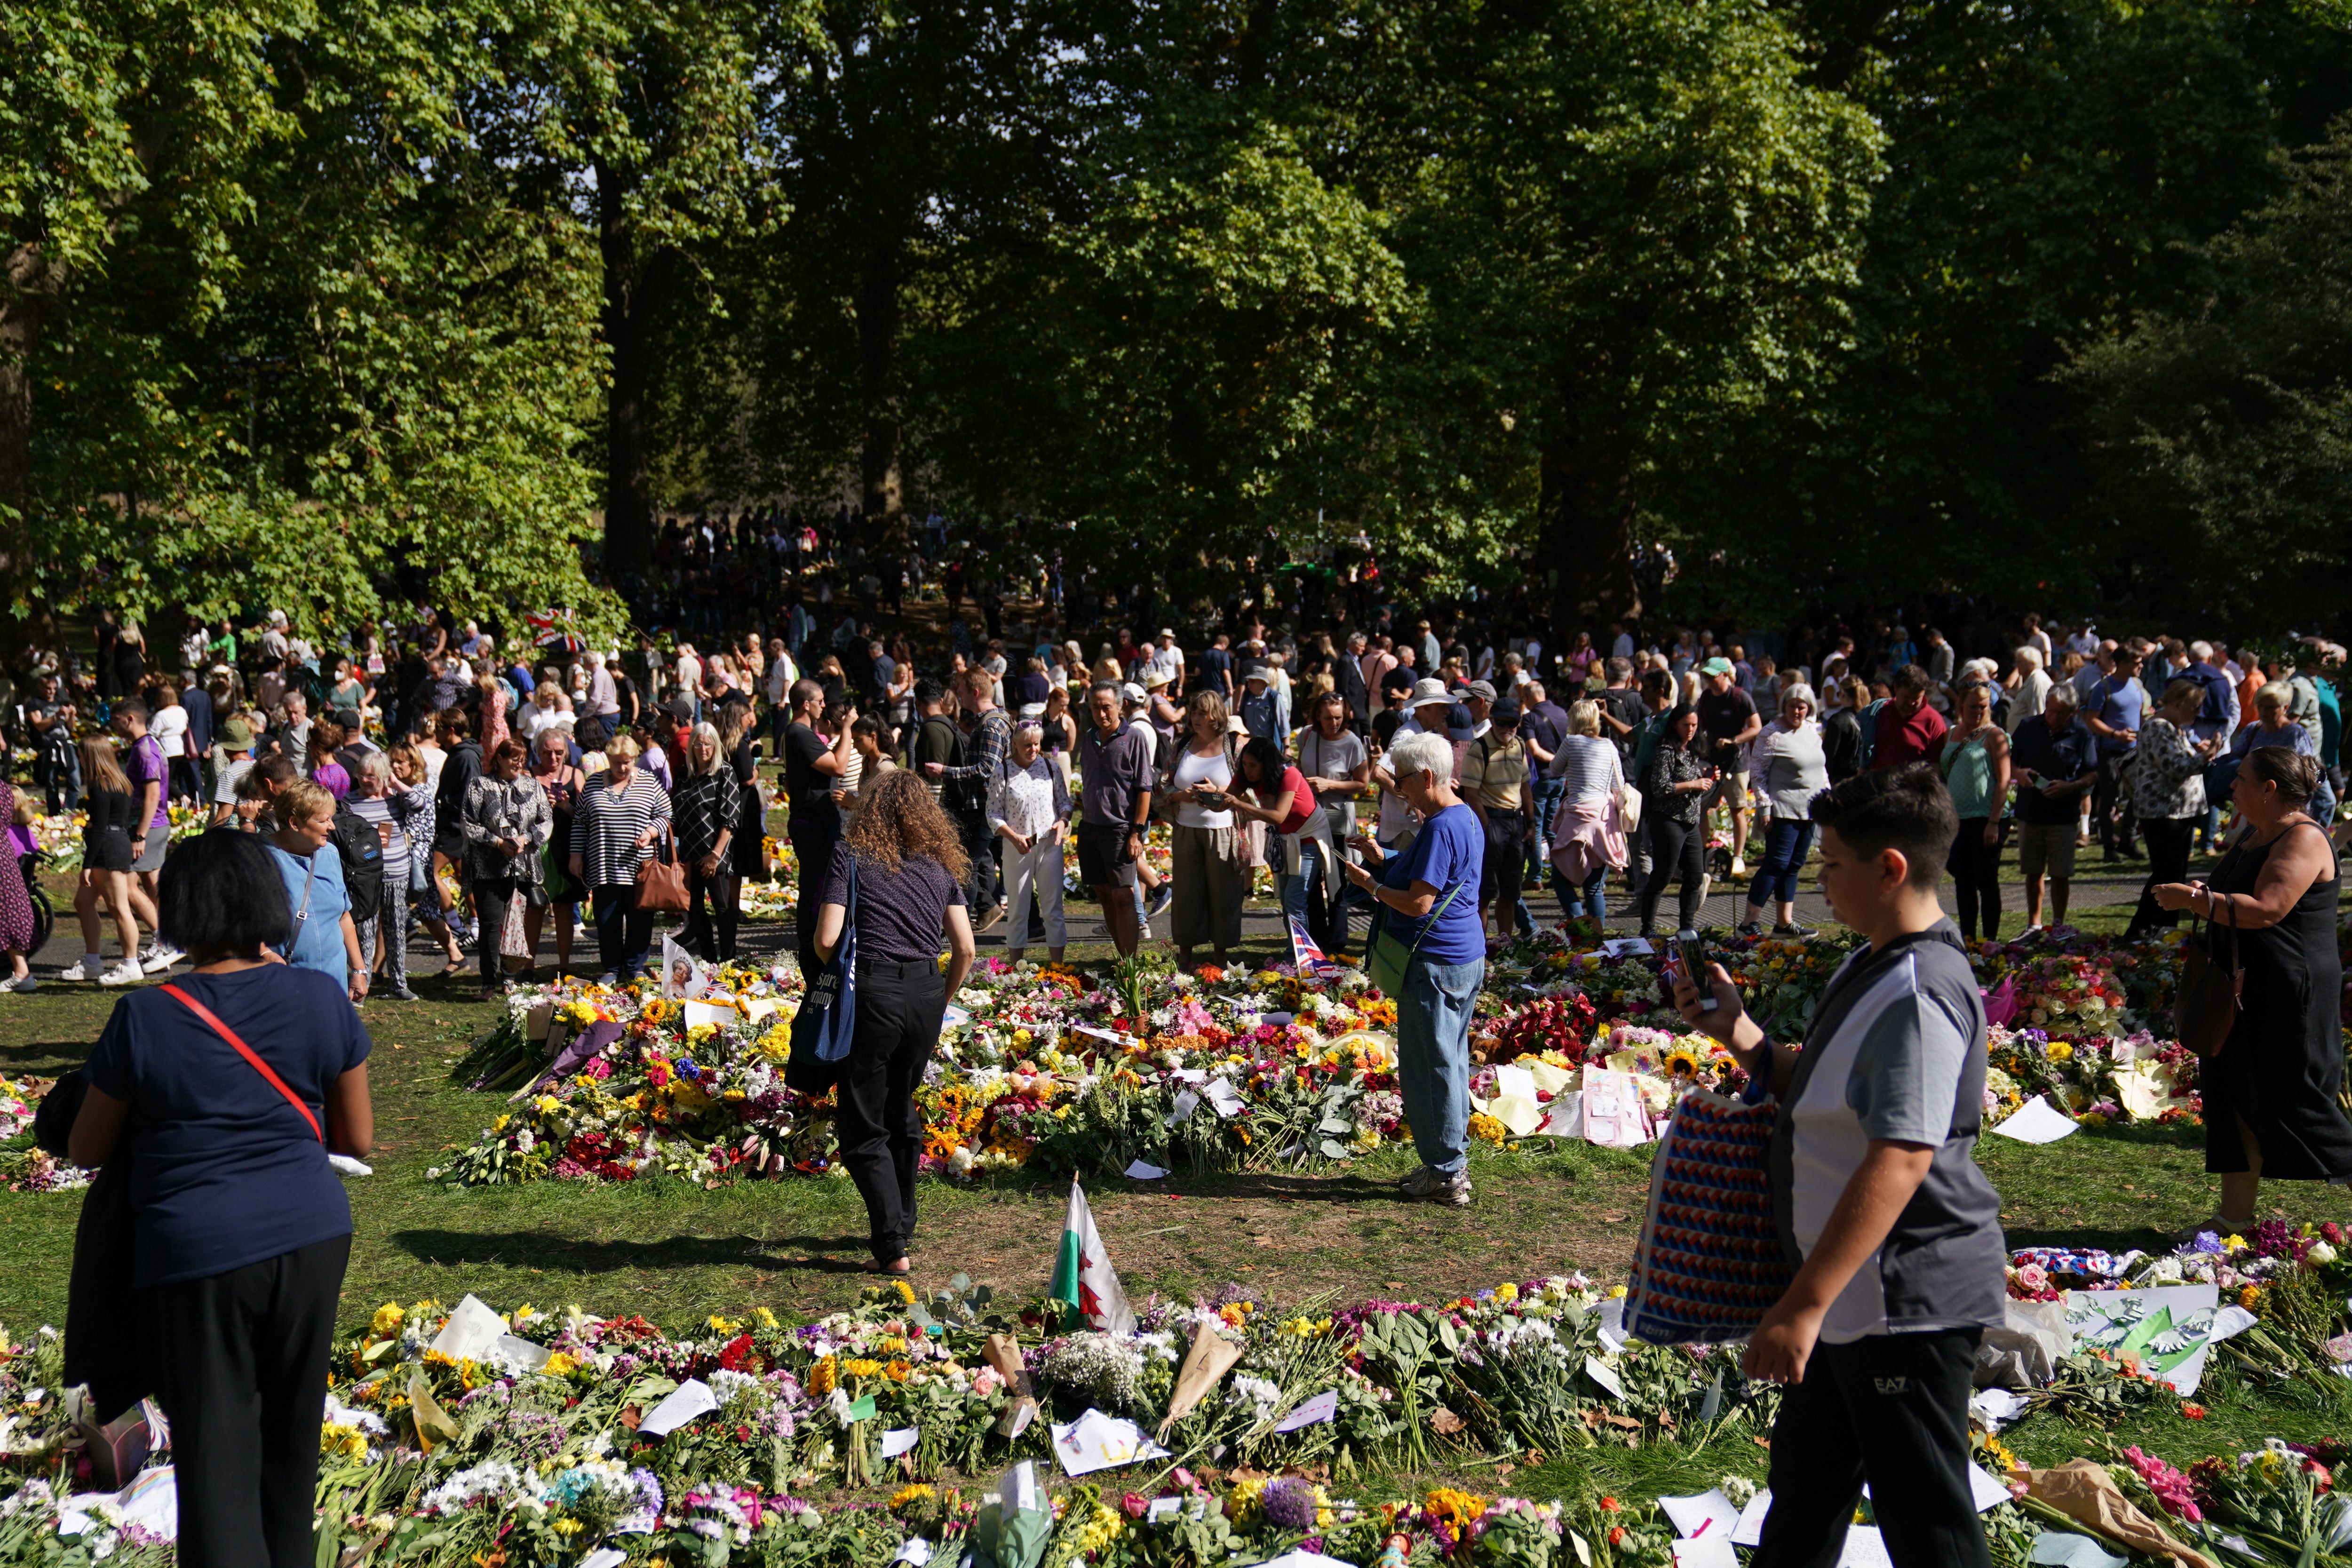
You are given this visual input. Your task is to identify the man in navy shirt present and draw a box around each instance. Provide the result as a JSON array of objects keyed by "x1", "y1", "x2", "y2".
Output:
[{"x1": 2008, "y1": 686, "x2": 2097, "y2": 931}]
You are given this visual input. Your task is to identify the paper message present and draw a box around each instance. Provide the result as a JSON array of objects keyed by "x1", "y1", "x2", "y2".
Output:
[
  {"x1": 1168, "y1": 1089, "x2": 1201, "y2": 1125},
  {"x1": 880, "y1": 1427, "x2": 919, "y2": 1459},
  {"x1": 1602, "y1": 937, "x2": 1655, "y2": 957},
  {"x1": 1671, "y1": 1540, "x2": 1738, "y2": 1568},
  {"x1": 1583, "y1": 1357, "x2": 1626, "y2": 1401},
  {"x1": 1049, "y1": 1409, "x2": 1169, "y2": 1476},
  {"x1": 1731, "y1": 1489, "x2": 1772, "y2": 1547},
  {"x1": 1596, "y1": 1296, "x2": 1628, "y2": 1353},
  {"x1": 636, "y1": 1380, "x2": 719, "y2": 1437},
  {"x1": 1125, "y1": 1160, "x2": 1169, "y2": 1179},
  {"x1": 1204, "y1": 1079, "x2": 1245, "y2": 1118},
  {"x1": 581, "y1": 1551, "x2": 627, "y2": 1568},
  {"x1": 1969, "y1": 1465, "x2": 2014, "y2": 1512},
  {"x1": 893, "y1": 1539, "x2": 933, "y2": 1566},
  {"x1": 942, "y1": 1005, "x2": 971, "y2": 1029},
  {"x1": 430, "y1": 1295, "x2": 509, "y2": 1361},
  {"x1": 1835, "y1": 1525, "x2": 1892, "y2": 1568},
  {"x1": 743, "y1": 997, "x2": 782, "y2": 1025},
  {"x1": 1147, "y1": 1497, "x2": 1183, "y2": 1522},
  {"x1": 1660, "y1": 1489, "x2": 1737, "y2": 1540},
  {"x1": 2062, "y1": 1284, "x2": 2224, "y2": 1393},
  {"x1": 1494, "y1": 1064, "x2": 1536, "y2": 1100},
  {"x1": 2027, "y1": 1534, "x2": 2128, "y2": 1568},
  {"x1": 682, "y1": 1000, "x2": 736, "y2": 1030},
  {"x1": 489, "y1": 1334, "x2": 552, "y2": 1373},
  {"x1": 1990, "y1": 1097, "x2": 2078, "y2": 1144},
  {"x1": 1275, "y1": 1390, "x2": 1339, "y2": 1432}
]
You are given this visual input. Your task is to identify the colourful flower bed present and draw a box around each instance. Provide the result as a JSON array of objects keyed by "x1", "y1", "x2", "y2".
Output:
[{"x1": 432, "y1": 922, "x2": 2227, "y2": 1189}]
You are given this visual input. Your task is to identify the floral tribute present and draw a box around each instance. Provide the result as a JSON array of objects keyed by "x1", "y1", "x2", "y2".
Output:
[{"x1": 417, "y1": 919, "x2": 2233, "y2": 1188}]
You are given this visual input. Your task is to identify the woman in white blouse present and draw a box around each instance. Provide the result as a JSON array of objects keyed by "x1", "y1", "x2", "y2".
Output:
[
  {"x1": 1740, "y1": 683, "x2": 1830, "y2": 937},
  {"x1": 986, "y1": 714, "x2": 1071, "y2": 962}
]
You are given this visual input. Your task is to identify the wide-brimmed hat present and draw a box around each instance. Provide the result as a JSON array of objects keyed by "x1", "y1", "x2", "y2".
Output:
[
  {"x1": 1407, "y1": 678, "x2": 1454, "y2": 710},
  {"x1": 218, "y1": 717, "x2": 255, "y2": 751}
]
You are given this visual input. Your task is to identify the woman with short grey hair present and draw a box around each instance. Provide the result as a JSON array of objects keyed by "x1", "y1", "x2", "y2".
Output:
[
  {"x1": 1741, "y1": 683, "x2": 1829, "y2": 937},
  {"x1": 1340, "y1": 727, "x2": 1486, "y2": 1208}
]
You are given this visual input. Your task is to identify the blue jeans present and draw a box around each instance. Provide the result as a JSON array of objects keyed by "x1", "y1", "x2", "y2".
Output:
[
  {"x1": 1398, "y1": 953, "x2": 1484, "y2": 1175},
  {"x1": 1556, "y1": 864, "x2": 1608, "y2": 923},
  {"x1": 1748, "y1": 819, "x2": 1814, "y2": 910},
  {"x1": 1277, "y1": 836, "x2": 1321, "y2": 929},
  {"x1": 1527, "y1": 780, "x2": 1565, "y2": 887}
]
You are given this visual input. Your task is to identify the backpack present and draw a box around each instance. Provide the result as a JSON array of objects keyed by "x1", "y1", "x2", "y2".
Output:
[
  {"x1": 330, "y1": 802, "x2": 385, "y2": 923},
  {"x1": 922, "y1": 715, "x2": 984, "y2": 816}
]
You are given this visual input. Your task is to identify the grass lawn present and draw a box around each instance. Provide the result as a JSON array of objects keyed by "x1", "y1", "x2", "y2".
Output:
[{"x1": 6, "y1": 944, "x2": 2350, "y2": 1501}]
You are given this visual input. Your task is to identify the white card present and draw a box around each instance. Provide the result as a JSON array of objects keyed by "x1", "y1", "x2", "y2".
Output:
[
  {"x1": 1262, "y1": 1552, "x2": 1359, "y2": 1568},
  {"x1": 2027, "y1": 1534, "x2": 2127, "y2": 1568},
  {"x1": 942, "y1": 1005, "x2": 971, "y2": 1028},
  {"x1": 881, "y1": 1427, "x2": 919, "y2": 1459},
  {"x1": 1836, "y1": 1525, "x2": 1893, "y2": 1568},
  {"x1": 1989, "y1": 1096, "x2": 2078, "y2": 1144},
  {"x1": 328, "y1": 1154, "x2": 373, "y2": 1177},
  {"x1": 1603, "y1": 937, "x2": 1655, "y2": 956},
  {"x1": 1494, "y1": 1063, "x2": 1537, "y2": 1100},
  {"x1": 636, "y1": 1378, "x2": 720, "y2": 1437},
  {"x1": 1125, "y1": 1160, "x2": 1168, "y2": 1179},
  {"x1": 1275, "y1": 1389, "x2": 1339, "y2": 1432},
  {"x1": 430, "y1": 1295, "x2": 509, "y2": 1362},
  {"x1": 894, "y1": 1539, "x2": 934, "y2": 1566},
  {"x1": 1731, "y1": 1489, "x2": 1772, "y2": 1547},
  {"x1": 1205, "y1": 1080, "x2": 1245, "y2": 1118},
  {"x1": 743, "y1": 997, "x2": 781, "y2": 1024},
  {"x1": 1148, "y1": 1497, "x2": 1183, "y2": 1522},
  {"x1": 1002, "y1": 1459, "x2": 1041, "y2": 1513},
  {"x1": 1050, "y1": 1409, "x2": 1169, "y2": 1476},
  {"x1": 489, "y1": 1334, "x2": 551, "y2": 1373},
  {"x1": 1672, "y1": 1540, "x2": 1739, "y2": 1568},
  {"x1": 1168, "y1": 1090, "x2": 1200, "y2": 1125},
  {"x1": 683, "y1": 1000, "x2": 736, "y2": 1030},
  {"x1": 1596, "y1": 1296, "x2": 1628, "y2": 1353},
  {"x1": 1583, "y1": 1357, "x2": 1626, "y2": 1401},
  {"x1": 1660, "y1": 1490, "x2": 1737, "y2": 1541},
  {"x1": 581, "y1": 1551, "x2": 626, "y2": 1568},
  {"x1": 1969, "y1": 1464, "x2": 2013, "y2": 1512},
  {"x1": 1007, "y1": 1401, "x2": 1037, "y2": 1439}
]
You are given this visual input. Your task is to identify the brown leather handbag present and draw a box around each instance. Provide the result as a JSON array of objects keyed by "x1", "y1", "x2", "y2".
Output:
[
  {"x1": 635, "y1": 828, "x2": 690, "y2": 913},
  {"x1": 2175, "y1": 885, "x2": 2242, "y2": 1059}
]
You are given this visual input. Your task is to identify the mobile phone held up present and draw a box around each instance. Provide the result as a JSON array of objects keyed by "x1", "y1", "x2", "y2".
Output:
[{"x1": 1677, "y1": 932, "x2": 1718, "y2": 1011}]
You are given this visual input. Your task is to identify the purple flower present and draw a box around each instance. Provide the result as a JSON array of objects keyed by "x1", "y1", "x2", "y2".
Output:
[
  {"x1": 1263, "y1": 1479, "x2": 1318, "y2": 1531},
  {"x1": 2191, "y1": 1231, "x2": 2225, "y2": 1254}
]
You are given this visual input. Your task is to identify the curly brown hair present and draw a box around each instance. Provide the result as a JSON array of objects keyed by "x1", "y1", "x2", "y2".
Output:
[{"x1": 843, "y1": 767, "x2": 971, "y2": 879}]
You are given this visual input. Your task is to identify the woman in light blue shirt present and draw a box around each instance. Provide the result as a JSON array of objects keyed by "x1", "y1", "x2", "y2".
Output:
[{"x1": 264, "y1": 778, "x2": 366, "y2": 1002}]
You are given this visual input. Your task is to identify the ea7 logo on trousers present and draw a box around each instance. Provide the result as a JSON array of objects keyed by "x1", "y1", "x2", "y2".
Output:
[{"x1": 1874, "y1": 1377, "x2": 1908, "y2": 1395}]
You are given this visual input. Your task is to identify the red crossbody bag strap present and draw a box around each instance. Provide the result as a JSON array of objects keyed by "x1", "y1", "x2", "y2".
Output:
[{"x1": 159, "y1": 982, "x2": 323, "y2": 1143}]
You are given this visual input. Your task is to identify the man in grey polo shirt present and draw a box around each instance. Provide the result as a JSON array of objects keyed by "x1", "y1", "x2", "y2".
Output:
[
  {"x1": 1076, "y1": 679, "x2": 1154, "y2": 955},
  {"x1": 1674, "y1": 764, "x2": 2002, "y2": 1568}
]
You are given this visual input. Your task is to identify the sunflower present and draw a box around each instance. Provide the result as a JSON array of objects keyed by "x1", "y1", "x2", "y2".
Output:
[{"x1": 1661, "y1": 1043, "x2": 1706, "y2": 1080}]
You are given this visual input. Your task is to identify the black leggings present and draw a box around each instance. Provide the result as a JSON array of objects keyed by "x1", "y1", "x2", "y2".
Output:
[
  {"x1": 1945, "y1": 819, "x2": 2001, "y2": 941},
  {"x1": 1638, "y1": 815, "x2": 1706, "y2": 934},
  {"x1": 471, "y1": 879, "x2": 525, "y2": 985},
  {"x1": 2128, "y1": 816, "x2": 2197, "y2": 937},
  {"x1": 684, "y1": 863, "x2": 739, "y2": 961}
]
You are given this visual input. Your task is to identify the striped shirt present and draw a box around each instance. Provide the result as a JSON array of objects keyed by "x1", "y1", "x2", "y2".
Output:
[
  {"x1": 568, "y1": 770, "x2": 673, "y2": 887},
  {"x1": 1546, "y1": 733, "x2": 1623, "y2": 806}
]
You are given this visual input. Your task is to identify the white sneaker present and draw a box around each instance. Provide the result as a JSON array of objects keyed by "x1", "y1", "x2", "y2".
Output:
[
  {"x1": 0, "y1": 976, "x2": 19, "y2": 993},
  {"x1": 57, "y1": 961, "x2": 97, "y2": 982},
  {"x1": 99, "y1": 963, "x2": 143, "y2": 987},
  {"x1": 142, "y1": 944, "x2": 184, "y2": 974}
]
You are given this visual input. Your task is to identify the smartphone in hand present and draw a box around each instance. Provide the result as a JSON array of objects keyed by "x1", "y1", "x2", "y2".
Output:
[{"x1": 1678, "y1": 932, "x2": 1718, "y2": 1011}]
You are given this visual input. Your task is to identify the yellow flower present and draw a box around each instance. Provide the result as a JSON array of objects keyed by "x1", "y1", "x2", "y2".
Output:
[
  {"x1": 843, "y1": 1358, "x2": 886, "y2": 1378},
  {"x1": 889, "y1": 1484, "x2": 937, "y2": 1510},
  {"x1": 754, "y1": 1307, "x2": 779, "y2": 1328},
  {"x1": 2045, "y1": 1040, "x2": 2074, "y2": 1062},
  {"x1": 534, "y1": 1095, "x2": 560, "y2": 1114},
  {"x1": 808, "y1": 1356, "x2": 838, "y2": 1396},
  {"x1": 543, "y1": 1352, "x2": 579, "y2": 1376},
  {"x1": 2223, "y1": 1234, "x2": 2246, "y2": 1252},
  {"x1": 893, "y1": 1280, "x2": 916, "y2": 1305},
  {"x1": 319, "y1": 1423, "x2": 368, "y2": 1460},
  {"x1": 1467, "y1": 1112, "x2": 1506, "y2": 1145},
  {"x1": 1494, "y1": 1282, "x2": 1518, "y2": 1303},
  {"x1": 708, "y1": 1314, "x2": 740, "y2": 1334},
  {"x1": 369, "y1": 1302, "x2": 405, "y2": 1335}
]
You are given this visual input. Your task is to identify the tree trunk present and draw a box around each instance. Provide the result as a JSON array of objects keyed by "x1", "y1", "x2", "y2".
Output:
[
  {"x1": 857, "y1": 247, "x2": 904, "y2": 544},
  {"x1": 0, "y1": 245, "x2": 60, "y2": 659},
  {"x1": 598, "y1": 162, "x2": 666, "y2": 578},
  {"x1": 1539, "y1": 426, "x2": 1642, "y2": 636}
]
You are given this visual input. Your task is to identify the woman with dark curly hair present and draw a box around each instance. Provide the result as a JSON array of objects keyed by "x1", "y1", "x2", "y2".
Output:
[{"x1": 812, "y1": 768, "x2": 977, "y2": 1274}]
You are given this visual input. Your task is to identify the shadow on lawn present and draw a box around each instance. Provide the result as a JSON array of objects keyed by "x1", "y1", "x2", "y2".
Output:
[
  {"x1": 0, "y1": 1039, "x2": 95, "y2": 1075},
  {"x1": 388, "y1": 1228, "x2": 893, "y2": 1276},
  {"x1": 2003, "y1": 1223, "x2": 2182, "y2": 1255}
]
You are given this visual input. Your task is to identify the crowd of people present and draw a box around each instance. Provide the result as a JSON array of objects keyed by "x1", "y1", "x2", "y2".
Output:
[{"x1": 15, "y1": 548, "x2": 2350, "y2": 1568}]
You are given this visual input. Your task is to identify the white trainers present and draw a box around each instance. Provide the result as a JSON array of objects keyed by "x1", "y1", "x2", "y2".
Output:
[
  {"x1": 142, "y1": 944, "x2": 184, "y2": 974},
  {"x1": 57, "y1": 961, "x2": 97, "y2": 982},
  {"x1": 99, "y1": 963, "x2": 143, "y2": 987}
]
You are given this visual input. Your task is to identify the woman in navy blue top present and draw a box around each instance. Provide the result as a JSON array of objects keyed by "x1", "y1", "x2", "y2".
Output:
[{"x1": 70, "y1": 829, "x2": 374, "y2": 1568}]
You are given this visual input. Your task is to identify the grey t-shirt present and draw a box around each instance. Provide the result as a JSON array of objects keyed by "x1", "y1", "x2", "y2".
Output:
[
  {"x1": 1770, "y1": 921, "x2": 2004, "y2": 1344},
  {"x1": 1077, "y1": 721, "x2": 1154, "y2": 828}
]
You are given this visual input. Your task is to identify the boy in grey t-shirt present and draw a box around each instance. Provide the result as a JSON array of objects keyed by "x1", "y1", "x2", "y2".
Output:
[{"x1": 1673, "y1": 764, "x2": 2003, "y2": 1568}]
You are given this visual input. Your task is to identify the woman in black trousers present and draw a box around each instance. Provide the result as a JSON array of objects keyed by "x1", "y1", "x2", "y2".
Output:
[
  {"x1": 811, "y1": 770, "x2": 977, "y2": 1274},
  {"x1": 671, "y1": 720, "x2": 743, "y2": 960},
  {"x1": 70, "y1": 831, "x2": 374, "y2": 1567},
  {"x1": 1638, "y1": 705, "x2": 1716, "y2": 936}
]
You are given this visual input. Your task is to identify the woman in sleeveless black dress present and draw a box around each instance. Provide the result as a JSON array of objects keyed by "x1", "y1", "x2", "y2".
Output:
[{"x1": 2155, "y1": 746, "x2": 2352, "y2": 1230}]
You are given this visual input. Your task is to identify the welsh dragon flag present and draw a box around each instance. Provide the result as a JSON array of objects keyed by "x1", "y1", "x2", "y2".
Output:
[{"x1": 1049, "y1": 1180, "x2": 1136, "y2": 1335}]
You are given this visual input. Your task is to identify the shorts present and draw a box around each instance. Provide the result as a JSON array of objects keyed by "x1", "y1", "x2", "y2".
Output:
[
  {"x1": 2015, "y1": 820, "x2": 2078, "y2": 880},
  {"x1": 132, "y1": 827, "x2": 169, "y2": 875},
  {"x1": 1702, "y1": 772, "x2": 1750, "y2": 812},
  {"x1": 1075, "y1": 820, "x2": 1139, "y2": 888},
  {"x1": 433, "y1": 826, "x2": 464, "y2": 863}
]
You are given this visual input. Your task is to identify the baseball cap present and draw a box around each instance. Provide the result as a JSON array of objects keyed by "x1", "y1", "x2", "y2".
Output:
[
  {"x1": 332, "y1": 708, "x2": 363, "y2": 730},
  {"x1": 1490, "y1": 701, "x2": 1522, "y2": 726},
  {"x1": 1700, "y1": 657, "x2": 1736, "y2": 677},
  {"x1": 1120, "y1": 682, "x2": 1147, "y2": 704},
  {"x1": 1466, "y1": 678, "x2": 1498, "y2": 703},
  {"x1": 1407, "y1": 678, "x2": 1454, "y2": 710}
]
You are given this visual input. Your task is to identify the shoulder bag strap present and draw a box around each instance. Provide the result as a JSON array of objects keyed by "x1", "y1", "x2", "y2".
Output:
[{"x1": 159, "y1": 983, "x2": 323, "y2": 1143}]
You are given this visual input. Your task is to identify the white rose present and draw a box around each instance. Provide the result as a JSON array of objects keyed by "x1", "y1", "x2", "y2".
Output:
[{"x1": 2309, "y1": 1241, "x2": 2339, "y2": 1266}]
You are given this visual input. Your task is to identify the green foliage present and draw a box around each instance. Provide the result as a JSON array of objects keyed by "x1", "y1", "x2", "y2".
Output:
[{"x1": 2064, "y1": 118, "x2": 2352, "y2": 629}]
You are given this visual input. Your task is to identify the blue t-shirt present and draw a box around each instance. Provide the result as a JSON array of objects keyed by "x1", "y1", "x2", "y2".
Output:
[
  {"x1": 85, "y1": 966, "x2": 371, "y2": 1287},
  {"x1": 2086, "y1": 674, "x2": 2145, "y2": 759},
  {"x1": 266, "y1": 842, "x2": 352, "y2": 979},
  {"x1": 1383, "y1": 803, "x2": 1485, "y2": 964}
]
